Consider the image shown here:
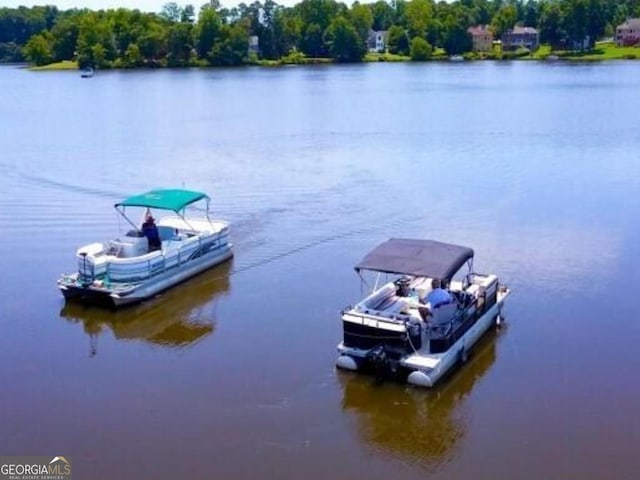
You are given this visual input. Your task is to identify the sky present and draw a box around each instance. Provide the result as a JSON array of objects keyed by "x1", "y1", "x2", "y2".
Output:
[{"x1": 2, "y1": 0, "x2": 300, "y2": 11}]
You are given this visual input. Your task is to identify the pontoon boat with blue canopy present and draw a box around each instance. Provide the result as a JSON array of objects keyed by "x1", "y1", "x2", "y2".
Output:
[{"x1": 58, "y1": 188, "x2": 233, "y2": 307}]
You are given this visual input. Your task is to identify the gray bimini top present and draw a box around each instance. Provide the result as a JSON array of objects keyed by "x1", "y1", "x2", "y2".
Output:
[{"x1": 355, "y1": 238, "x2": 474, "y2": 281}]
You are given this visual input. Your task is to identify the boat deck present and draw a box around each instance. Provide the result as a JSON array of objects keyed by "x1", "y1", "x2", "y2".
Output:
[{"x1": 402, "y1": 352, "x2": 442, "y2": 369}]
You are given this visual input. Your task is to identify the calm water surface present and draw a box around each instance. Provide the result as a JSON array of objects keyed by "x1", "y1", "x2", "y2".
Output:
[{"x1": 1, "y1": 62, "x2": 640, "y2": 479}]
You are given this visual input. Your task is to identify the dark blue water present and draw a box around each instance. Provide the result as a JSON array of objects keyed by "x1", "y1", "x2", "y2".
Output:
[{"x1": 1, "y1": 61, "x2": 640, "y2": 479}]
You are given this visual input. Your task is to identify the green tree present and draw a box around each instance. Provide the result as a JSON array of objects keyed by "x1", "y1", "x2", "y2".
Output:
[
  {"x1": 160, "y1": 2, "x2": 182, "y2": 23},
  {"x1": 323, "y1": 15, "x2": 365, "y2": 62},
  {"x1": 467, "y1": 0, "x2": 493, "y2": 26},
  {"x1": 138, "y1": 24, "x2": 167, "y2": 62},
  {"x1": 394, "y1": 0, "x2": 407, "y2": 26},
  {"x1": 167, "y1": 22, "x2": 193, "y2": 65},
  {"x1": 301, "y1": 22, "x2": 325, "y2": 56},
  {"x1": 124, "y1": 42, "x2": 143, "y2": 66},
  {"x1": 194, "y1": 5, "x2": 222, "y2": 59},
  {"x1": 181, "y1": 4, "x2": 195, "y2": 23},
  {"x1": 350, "y1": 2, "x2": 373, "y2": 44},
  {"x1": 523, "y1": 0, "x2": 540, "y2": 27},
  {"x1": 369, "y1": 0, "x2": 396, "y2": 31},
  {"x1": 410, "y1": 35, "x2": 432, "y2": 60},
  {"x1": 604, "y1": 22, "x2": 613, "y2": 38},
  {"x1": 230, "y1": 0, "x2": 279, "y2": 60},
  {"x1": 387, "y1": 24, "x2": 409, "y2": 54},
  {"x1": 491, "y1": 4, "x2": 517, "y2": 39},
  {"x1": 273, "y1": 9, "x2": 302, "y2": 57},
  {"x1": 0, "y1": 42, "x2": 23, "y2": 62},
  {"x1": 0, "y1": 6, "x2": 53, "y2": 45},
  {"x1": 264, "y1": 1, "x2": 282, "y2": 54},
  {"x1": 110, "y1": 8, "x2": 137, "y2": 57},
  {"x1": 76, "y1": 13, "x2": 114, "y2": 67},
  {"x1": 561, "y1": 0, "x2": 591, "y2": 50},
  {"x1": 585, "y1": 0, "x2": 606, "y2": 48},
  {"x1": 405, "y1": 0, "x2": 433, "y2": 38},
  {"x1": 539, "y1": 1, "x2": 565, "y2": 47},
  {"x1": 50, "y1": 16, "x2": 78, "y2": 61},
  {"x1": 295, "y1": 0, "x2": 343, "y2": 33},
  {"x1": 91, "y1": 43, "x2": 107, "y2": 67},
  {"x1": 24, "y1": 32, "x2": 52, "y2": 65},
  {"x1": 612, "y1": 3, "x2": 629, "y2": 28},
  {"x1": 210, "y1": 22, "x2": 250, "y2": 65},
  {"x1": 443, "y1": 9, "x2": 473, "y2": 55},
  {"x1": 295, "y1": 0, "x2": 344, "y2": 56}
]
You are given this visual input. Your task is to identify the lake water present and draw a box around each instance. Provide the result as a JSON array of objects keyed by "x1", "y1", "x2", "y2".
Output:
[{"x1": 1, "y1": 61, "x2": 640, "y2": 479}]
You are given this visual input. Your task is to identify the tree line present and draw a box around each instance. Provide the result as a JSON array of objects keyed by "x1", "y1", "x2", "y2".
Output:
[{"x1": 1, "y1": 0, "x2": 639, "y2": 67}]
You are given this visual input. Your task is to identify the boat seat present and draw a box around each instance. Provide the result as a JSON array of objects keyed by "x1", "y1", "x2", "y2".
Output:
[
  {"x1": 361, "y1": 283, "x2": 396, "y2": 311},
  {"x1": 452, "y1": 290, "x2": 474, "y2": 308},
  {"x1": 157, "y1": 226, "x2": 177, "y2": 242},
  {"x1": 376, "y1": 296, "x2": 407, "y2": 315}
]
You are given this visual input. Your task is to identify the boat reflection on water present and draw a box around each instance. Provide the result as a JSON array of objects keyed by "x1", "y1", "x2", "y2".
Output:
[
  {"x1": 338, "y1": 326, "x2": 500, "y2": 468},
  {"x1": 60, "y1": 260, "x2": 232, "y2": 356}
]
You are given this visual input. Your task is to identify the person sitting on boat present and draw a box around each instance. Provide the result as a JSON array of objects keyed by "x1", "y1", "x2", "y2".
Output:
[
  {"x1": 142, "y1": 214, "x2": 161, "y2": 252},
  {"x1": 425, "y1": 279, "x2": 453, "y2": 309},
  {"x1": 419, "y1": 279, "x2": 453, "y2": 320}
]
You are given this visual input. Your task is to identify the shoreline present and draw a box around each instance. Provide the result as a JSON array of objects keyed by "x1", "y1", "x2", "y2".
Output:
[
  {"x1": 22, "y1": 56, "x2": 639, "y2": 72},
  {"x1": 17, "y1": 42, "x2": 640, "y2": 72}
]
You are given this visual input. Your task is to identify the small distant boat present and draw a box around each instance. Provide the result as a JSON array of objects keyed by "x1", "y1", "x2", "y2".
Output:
[
  {"x1": 58, "y1": 188, "x2": 233, "y2": 308},
  {"x1": 80, "y1": 67, "x2": 94, "y2": 78},
  {"x1": 547, "y1": 54, "x2": 560, "y2": 61},
  {"x1": 336, "y1": 238, "x2": 510, "y2": 388},
  {"x1": 449, "y1": 55, "x2": 464, "y2": 62}
]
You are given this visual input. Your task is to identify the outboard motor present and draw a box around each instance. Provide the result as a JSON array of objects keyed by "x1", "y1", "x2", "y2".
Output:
[
  {"x1": 407, "y1": 320, "x2": 422, "y2": 350},
  {"x1": 366, "y1": 345, "x2": 390, "y2": 379}
]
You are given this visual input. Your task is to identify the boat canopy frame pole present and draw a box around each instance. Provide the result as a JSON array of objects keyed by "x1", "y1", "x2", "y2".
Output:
[
  {"x1": 176, "y1": 197, "x2": 212, "y2": 231},
  {"x1": 115, "y1": 206, "x2": 141, "y2": 232},
  {"x1": 176, "y1": 208, "x2": 196, "y2": 231},
  {"x1": 116, "y1": 197, "x2": 210, "y2": 234},
  {"x1": 463, "y1": 258, "x2": 474, "y2": 289},
  {"x1": 357, "y1": 270, "x2": 374, "y2": 297},
  {"x1": 205, "y1": 197, "x2": 211, "y2": 223}
]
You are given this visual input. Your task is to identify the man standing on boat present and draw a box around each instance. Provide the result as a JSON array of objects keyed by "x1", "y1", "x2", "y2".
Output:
[{"x1": 142, "y1": 214, "x2": 161, "y2": 251}]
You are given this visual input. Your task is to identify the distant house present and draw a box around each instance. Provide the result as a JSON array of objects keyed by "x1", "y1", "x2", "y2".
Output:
[
  {"x1": 616, "y1": 18, "x2": 640, "y2": 46},
  {"x1": 367, "y1": 30, "x2": 387, "y2": 53},
  {"x1": 248, "y1": 35, "x2": 259, "y2": 55},
  {"x1": 502, "y1": 26, "x2": 539, "y2": 51},
  {"x1": 467, "y1": 25, "x2": 493, "y2": 52}
]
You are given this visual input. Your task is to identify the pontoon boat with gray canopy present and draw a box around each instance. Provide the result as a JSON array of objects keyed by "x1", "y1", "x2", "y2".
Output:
[
  {"x1": 58, "y1": 188, "x2": 233, "y2": 308},
  {"x1": 337, "y1": 238, "x2": 510, "y2": 387}
]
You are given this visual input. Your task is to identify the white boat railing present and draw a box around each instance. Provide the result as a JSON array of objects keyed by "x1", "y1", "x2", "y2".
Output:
[{"x1": 80, "y1": 229, "x2": 228, "y2": 284}]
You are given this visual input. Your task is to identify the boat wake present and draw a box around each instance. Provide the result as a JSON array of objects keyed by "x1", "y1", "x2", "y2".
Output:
[
  {"x1": 16, "y1": 171, "x2": 431, "y2": 285},
  {"x1": 229, "y1": 211, "x2": 428, "y2": 276},
  {"x1": 17, "y1": 172, "x2": 129, "y2": 200}
]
